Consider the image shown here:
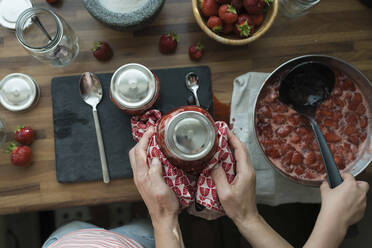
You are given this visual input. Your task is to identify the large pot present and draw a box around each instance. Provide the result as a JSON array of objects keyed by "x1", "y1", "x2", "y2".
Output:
[
  {"x1": 253, "y1": 55, "x2": 372, "y2": 186},
  {"x1": 156, "y1": 106, "x2": 218, "y2": 175}
]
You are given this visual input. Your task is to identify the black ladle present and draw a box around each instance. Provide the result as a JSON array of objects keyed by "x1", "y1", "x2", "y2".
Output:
[
  {"x1": 279, "y1": 62, "x2": 342, "y2": 188},
  {"x1": 279, "y1": 62, "x2": 358, "y2": 237}
]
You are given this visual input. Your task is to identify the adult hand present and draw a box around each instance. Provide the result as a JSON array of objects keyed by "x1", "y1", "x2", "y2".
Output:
[
  {"x1": 319, "y1": 173, "x2": 369, "y2": 227},
  {"x1": 211, "y1": 129, "x2": 258, "y2": 223},
  {"x1": 129, "y1": 127, "x2": 180, "y2": 225}
]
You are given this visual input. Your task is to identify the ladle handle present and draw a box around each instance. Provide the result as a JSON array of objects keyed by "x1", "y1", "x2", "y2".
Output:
[
  {"x1": 309, "y1": 119, "x2": 342, "y2": 188},
  {"x1": 309, "y1": 118, "x2": 358, "y2": 238},
  {"x1": 93, "y1": 108, "x2": 110, "y2": 184}
]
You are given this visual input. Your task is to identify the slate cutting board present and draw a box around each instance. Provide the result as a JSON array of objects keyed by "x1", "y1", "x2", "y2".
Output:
[{"x1": 51, "y1": 66, "x2": 213, "y2": 183}]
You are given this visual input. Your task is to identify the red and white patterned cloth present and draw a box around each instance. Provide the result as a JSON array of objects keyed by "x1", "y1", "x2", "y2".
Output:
[{"x1": 131, "y1": 110, "x2": 236, "y2": 219}]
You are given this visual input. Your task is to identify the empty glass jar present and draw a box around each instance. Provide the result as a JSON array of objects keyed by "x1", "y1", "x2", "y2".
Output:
[{"x1": 16, "y1": 8, "x2": 79, "y2": 67}]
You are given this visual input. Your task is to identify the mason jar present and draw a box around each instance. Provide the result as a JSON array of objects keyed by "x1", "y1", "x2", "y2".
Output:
[
  {"x1": 157, "y1": 106, "x2": 218, "y2": 175},
  {"x1": 16, "y1": 8, "x2": 79, "y2": 67},
  {"x1": 110, "y1": 63, "x2": 160, "y2": 115}
]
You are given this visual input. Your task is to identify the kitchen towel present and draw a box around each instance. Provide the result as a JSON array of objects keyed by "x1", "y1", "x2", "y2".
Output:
[
  {"x1": 131, "y1": 110, "x2": 235, "y2": 220},
  {"x1": 230, "y1": 72, "x2": 321, "y2": 206}
]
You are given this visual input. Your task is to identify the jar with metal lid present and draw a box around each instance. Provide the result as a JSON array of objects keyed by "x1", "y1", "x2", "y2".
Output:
[
  {"x1": 0, "y1": 73, "x2": 40, "y2": 112},
  {"x1": 157, "y1": 106, "x2": 218, "y2": 175},
  {"x1": 110, "y1": 63, "x2": 160, "y2": 115}
]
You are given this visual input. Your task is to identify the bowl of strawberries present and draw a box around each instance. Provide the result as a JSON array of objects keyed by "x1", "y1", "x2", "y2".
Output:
[{"x1": 192, "y1": 0, "x2": 278, "y2": 45}]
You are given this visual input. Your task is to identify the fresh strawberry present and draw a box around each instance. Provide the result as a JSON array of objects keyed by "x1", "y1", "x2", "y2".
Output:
[
  {"x1": 189, "y1": 42, "x2": 204, "y2": 61},
  {"x1": 243, "y1": 0, "x2": 264, "y2": 14},
  {"x1": 251, "y1": 13, "x2": 264, "y2": 26},
  {"x1": 199, "y1": 0, "x2": 218, "y2": 17},
  {"x1": 207, "y1": 16, "x2": 223, "y2": 33},
  {"x1": 7, "y1": 143, "x2": 32, "y2": 167},
  {"x1": 159, "y1": 32, "x2": 179, "y2": 54},
  {"x1": 92, "y1": 41, "x2": 113, "y2": 61},
  {"x1": 237, "y1": 13, "x2": 254, "y2": 25},
  {"x1": 231, "y1": 0, "x2": 243, "y2": 11},
  {"x1": 234, "y1": 19, "x2": 254, "y2": 37},
  {"x1": 14, "y1": 126, "x2": 34, "y2": 145},
  {"x1": 223, "y1": 23, "x2": 234, "y2": 34},
  {"x1": 46, "y1": 0, "x2": 58, "y2": 3},
  {"x1": 218, "y1": 4, "x2": 238, "y2": 24}
]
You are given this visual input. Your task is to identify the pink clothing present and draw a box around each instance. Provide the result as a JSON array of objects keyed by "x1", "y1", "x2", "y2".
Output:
[{"x1": 49, "y1": 229, "x2": 144, "y2": 248}]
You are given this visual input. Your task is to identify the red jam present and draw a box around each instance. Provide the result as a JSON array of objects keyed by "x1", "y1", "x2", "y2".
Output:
[{"x1": 255, "y1": 70, "x2": 369, "y2": 182}]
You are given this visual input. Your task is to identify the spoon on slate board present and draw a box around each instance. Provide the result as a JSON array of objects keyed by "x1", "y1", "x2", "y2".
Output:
[
  {"x1": 79, "y1": 72, "x2": 110, "y2": 184},
  {"x1": 185, "y1": 72, "x2": 200, "y2": 106},
  {"x1": 279, "y1": 62, "x2": 358, "y2": 237}
]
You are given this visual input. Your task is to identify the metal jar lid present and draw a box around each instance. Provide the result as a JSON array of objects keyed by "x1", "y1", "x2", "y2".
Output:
[
  {"x1": 0, "y1": 0, "x2": 33, "y2": 29},
  {"x1": 110, "y1": 63, "x2": 156, "y2": 109},
  {"x1": 0, "y1": 73, "x2": 39, "y2": 111},
  {"x1": 165, "y1": 111, "x2": 216, "y2": 161}
]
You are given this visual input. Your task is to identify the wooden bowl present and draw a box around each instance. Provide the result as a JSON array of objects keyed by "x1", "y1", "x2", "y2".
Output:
[{"x1": 192, "y1": 0, "x2": 278, "y2": 46}]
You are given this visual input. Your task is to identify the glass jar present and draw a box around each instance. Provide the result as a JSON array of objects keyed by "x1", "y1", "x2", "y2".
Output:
[
  {"x1": 279, "y1": 0, "x2": 320, "y2": 18},
  {"x1": 110, "y1": 63, "x2": 160, "y2": 115},
  {"x1": 157, "y1": 106, "x2": 218, "y2": 175},
  {"x1": 15, "y1": 8, "x2": 79, "y2": 67}
]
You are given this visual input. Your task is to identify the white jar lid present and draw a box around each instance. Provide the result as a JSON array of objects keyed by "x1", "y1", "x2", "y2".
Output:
[
  {"x1": 0, "y1": 0, "x2": 32, "y2": 29},
  {"x1": 0, "y1": 73, "x2": 39, "y2": 111}
]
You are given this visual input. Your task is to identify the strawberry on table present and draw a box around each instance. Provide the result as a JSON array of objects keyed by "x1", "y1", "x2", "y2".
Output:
[
  {"x1": 46, "y1": 0, "x2": 59, "y2": 4},
  {"x1": 189, "y1": 42, "x2": 204, "y2": 61},
  {"x1": 159, "y1": 32, "x2": 179, "y2": 54},
  {"x1": 199, "y1": 0, "x2": 218, "y2": 17},
  {"x1": 7, "y1": 143, "x2": 32, "y2": 167},
  {"x1": 14, "y1": 126, "x2": 34, "y2": 145},
  {"x1": 92, "y1": 41, "x2": 113, "y2": 61},
  {"x1": 207, "y1": 16, "x2": 223, "y2": 33},
  {"x1": 218, "y1": 4, "x2": 238, "y2": 24}
]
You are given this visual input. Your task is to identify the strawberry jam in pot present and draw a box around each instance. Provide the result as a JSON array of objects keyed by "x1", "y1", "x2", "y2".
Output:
[
  {"x1": 110, "y1": 63, "x2": 160, "y2": 115},
  {"x1": 157, "y1": 106, "x2": 218, "y2": 175},
  {"x1": 255, "y1": 70, "x2": 369, "y2": 183}
]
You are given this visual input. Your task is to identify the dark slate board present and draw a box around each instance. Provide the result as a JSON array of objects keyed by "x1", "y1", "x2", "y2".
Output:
[{"x1": 51, "y1": 66, "x2": 213, "y2": 183}]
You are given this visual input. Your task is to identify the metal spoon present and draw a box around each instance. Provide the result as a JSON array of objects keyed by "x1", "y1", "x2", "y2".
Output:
[
  {"x1": 185, "y1": 72, "x2": 200, "y2": 106},
  {"x1": 279, "y1": 62, "x2": 342, "y2": 188},
  {"x1": 79, "y1": 72, "x2": 110, "y2": 183}
]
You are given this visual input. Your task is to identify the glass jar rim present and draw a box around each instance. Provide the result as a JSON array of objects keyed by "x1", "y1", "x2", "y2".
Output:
[{"x1": 15, "y1": 7, "x2": 63, "y2": 51}]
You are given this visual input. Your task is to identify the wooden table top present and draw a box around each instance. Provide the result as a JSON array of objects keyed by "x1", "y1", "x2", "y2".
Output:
[{"x1": 0, "y1": 0, "x2": 371, "y2": 215}]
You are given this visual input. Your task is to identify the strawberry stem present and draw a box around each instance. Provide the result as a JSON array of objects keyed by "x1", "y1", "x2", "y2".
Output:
[
  {"x1": 238, "y1": 21, "x2": 252, "y2": 37},
  {"x1": 196, "y1": 42, "x2": 204, "y2": 51},
  {"x1": 14, "y1": 125, "x2": 24, "y2": 133},
  {"x1": 169, "y1": 32, "x2": 179, "y2": 42},
  {"x1": 227, "y1": 4, "x2": 237, "y2": 15},
  {"x1": 6, "y1": 142, "x2": 17, "y2": 154},
  {"x1": 91, "y1": 41, "x2": 102, "y2": 52}
]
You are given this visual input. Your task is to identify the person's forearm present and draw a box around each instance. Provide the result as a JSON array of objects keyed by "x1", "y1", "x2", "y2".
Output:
[
  {"x1": 234, "y1": 213, "x2": 293, "y2": 248},
  {"x1": 153, "y1": 216, "x2": 184, "y2": 248},
  {"x1": 304, "y1": 210, "x2": 347, "y2": 248}
]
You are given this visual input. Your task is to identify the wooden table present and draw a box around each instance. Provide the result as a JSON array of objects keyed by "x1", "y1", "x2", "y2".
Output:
[{"x1": 0, "y1": 0, "x2": 371, "y2": 215}]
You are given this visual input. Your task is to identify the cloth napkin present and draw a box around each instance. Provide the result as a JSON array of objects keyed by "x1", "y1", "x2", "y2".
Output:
[
  {"x1": 131, "y1": 110, "x2": 235, "y2": 220},
  {"x1": 230, "y1": 72, "x2": 321, "y2": 205}
]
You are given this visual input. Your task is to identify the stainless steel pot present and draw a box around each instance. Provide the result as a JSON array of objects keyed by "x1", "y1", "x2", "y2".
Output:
[{"x1": 253, "y1": 55, "x2": 372, "y2": 186}]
